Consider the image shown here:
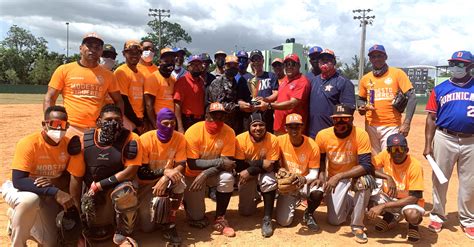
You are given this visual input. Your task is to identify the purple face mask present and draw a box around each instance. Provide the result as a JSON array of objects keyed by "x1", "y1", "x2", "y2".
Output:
[{"x1": 156, "y1": 108, "x2": 175, "y2": 143}]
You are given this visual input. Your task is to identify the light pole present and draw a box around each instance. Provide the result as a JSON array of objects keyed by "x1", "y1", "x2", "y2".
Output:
[
  {"x1": 148, "y1": 8, "x2": 170, "y2": 50},
  {"x1": 353, "y1": 9, "x2": 375, "y2": 81},
  {"x1": 66, "y1": 22, "x2": 69, "y2": 59}
]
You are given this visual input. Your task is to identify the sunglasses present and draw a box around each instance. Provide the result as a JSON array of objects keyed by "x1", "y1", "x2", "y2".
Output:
[
  {"x1": 44, "y1": 119, "x2": 69, "y2": 130},
  {"x1": 388, "y1": 146, "x2": 407, "y2": 154},
  {"x1": 448, "y1": 61, "x2": 468, "y2": 68},
  {"x1": 333, "y1": 117, "x2": 351, "y2": 122}
]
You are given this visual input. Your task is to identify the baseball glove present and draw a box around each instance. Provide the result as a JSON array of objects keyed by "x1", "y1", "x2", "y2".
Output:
[
  {"x1": 275, "y1": 168, "x2": 299, "y2": 195},
  {"x1": 392, "y1": 90, "x2": 408, "y2": 113},
  {"x1": 351, "y1": 174, "x2": 377, "y2": 192},
  {"x1": 80, "y1": 192, "x2": 96, "y2": 227},
  {"x1": 150, "y1": 196, "x2": 171, "y2": 225}
]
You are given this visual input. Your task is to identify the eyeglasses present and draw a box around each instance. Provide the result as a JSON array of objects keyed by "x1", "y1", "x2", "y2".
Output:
[
  {"x1": 388, "y1": 146, "x2": 407, "y2": 154},
  {"x1": 333, "y1": 117, "x2": 351, "y2": 122},
  {"x1": 284, "y1": 61, "x2": 298, "y2": 67},
  {"x1": 44, "y1": 119, "x2": 68, "y2": 130},
  {"x1": 448, "y1": 61, "x2": 468, "y2": 68}
]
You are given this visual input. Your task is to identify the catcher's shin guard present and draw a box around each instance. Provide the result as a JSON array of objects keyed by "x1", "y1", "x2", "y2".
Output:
[
  {"x1": 111, "y1": 181, "x2": 138, "y2": 236},
  {"x1": 56, "y1": 207, "x2": 83, "y2": 247},
  {"x1": 151, "y1": 193, "x2": 183, "y2": 225}
]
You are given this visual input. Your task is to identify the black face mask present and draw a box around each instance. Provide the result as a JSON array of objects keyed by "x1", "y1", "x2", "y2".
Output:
[
  {"x1": 216, "y1": 59, "x2": 225, "y2": 67},
  {"x1": 225, "y1": 67, "x2": 238, "y2": 78},
  {"x1": 159, "y1": 63, "x2": 174, "y2": 77},
  {"x1": 191, "y1": 71, "x2": 202, "y2": 78},
  {"x1": 98, "y1": 119, "x2": 122, "y2": 145},
  {"x1": 334, "y1": 123, "x2": 352, "y2": 139}
]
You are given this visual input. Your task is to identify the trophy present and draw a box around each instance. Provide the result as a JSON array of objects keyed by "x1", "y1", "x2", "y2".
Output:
[{"x1": 367, "y1": 80, "x2": 375, "y2": 109}]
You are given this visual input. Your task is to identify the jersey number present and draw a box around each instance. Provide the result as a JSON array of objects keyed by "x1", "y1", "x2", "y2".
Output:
[{"x1": 468, "y1": 106, "x2": 474, "y2": 117}]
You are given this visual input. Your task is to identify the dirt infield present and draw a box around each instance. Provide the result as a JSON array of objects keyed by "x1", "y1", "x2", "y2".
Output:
[{"x1": 0, "y1": 103, "x2": 469, "y2": 246}]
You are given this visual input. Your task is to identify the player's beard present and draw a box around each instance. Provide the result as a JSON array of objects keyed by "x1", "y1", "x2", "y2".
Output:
[{"x1": 334, "y1": 122, "x2": 352, "y2": 139}]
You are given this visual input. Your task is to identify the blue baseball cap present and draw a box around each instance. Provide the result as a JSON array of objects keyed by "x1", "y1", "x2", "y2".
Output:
[
  {"x1": 387, "y1": 133, "x2": 408, "y2": 147},
  {"x1": 173, "y1": 47, "x2": 186, "y2": 55},
  {"x1": 308, "y1": 46, "x2": 323, "y2": 56},
  {"x1": 368, "y1": 44, "x2": 386, "y2": 55},
  {"x1": 448, "y1": 51, "x2": 472, "y2": 63},
  {"x1": 187, "y1": 55, "x2": 202, "y2": 63},
  {"x1": 236, "y1": 50, "x2": 248, "y2": 58}
]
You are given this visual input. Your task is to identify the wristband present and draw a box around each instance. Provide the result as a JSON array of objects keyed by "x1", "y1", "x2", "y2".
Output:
[{"x1": 99, "y1": 176, "x2": 119, "y2": 190}]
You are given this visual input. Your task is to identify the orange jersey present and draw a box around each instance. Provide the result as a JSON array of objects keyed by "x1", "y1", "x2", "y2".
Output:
[
  {"x1": 140, "y1": 130, "x2": 186, "y2": 170},
  {"x1": 184, "y1": 121, "x2": 236, "y2": 177},
  {"x1": 11, "y1": 132, "x2": 84, "y2": 178},
  {"x1": 373, "y1": 150, "x2": 424, "y2": 206},
  {"x1": 48, "y1": 62, "x2": 119, "y2": 128},
  {"x1": 359, "y1": 67, "x2": 413, "y2": 126},
  {"x1": 277, "y1": 134, "x2": 320, "y2": 176},
  {"x1": 235, "y1": 132, "x2": 280, "y2": 161},
  {"x1": 137, "y1": 63, "x2": 158, "y2": 78},
  {"x1": 316, "y1": 126, "x2": 371, "y2": 178},
  {"x1": 114, "y1": 64, "x2": 145, "y2": 118},
  {"x1": 144, "y1": 71, "x2": 176, "y2": 113}
]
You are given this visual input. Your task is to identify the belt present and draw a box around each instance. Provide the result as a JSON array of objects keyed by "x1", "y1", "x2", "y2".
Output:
[
  {"x1": 183, "y1": 114, "x2": 203, "y2": 119},
  {"x1": 437, "y1": 127, "x2": 474, "y2": 138}
]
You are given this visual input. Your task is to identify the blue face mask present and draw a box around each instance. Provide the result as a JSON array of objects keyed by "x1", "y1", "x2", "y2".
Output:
[{"x1": 238, "y1": 58, "x2": 248, "y2": 71}]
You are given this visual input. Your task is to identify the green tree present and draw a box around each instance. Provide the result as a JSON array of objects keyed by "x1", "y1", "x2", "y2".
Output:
[
  {"x1": 339, "y1": 55, "x2": 371, "y2": 80},
  {"x1": 29, "y1": 52, "x2": 65, "y2": 85},
  {"x1": 143, "y1": 20, "x2": 192, "y2": 51}
]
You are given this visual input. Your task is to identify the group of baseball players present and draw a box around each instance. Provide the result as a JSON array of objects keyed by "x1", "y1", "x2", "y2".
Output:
[{"x1": 2, "y1": 31, "x2": 473, "y2": 246}]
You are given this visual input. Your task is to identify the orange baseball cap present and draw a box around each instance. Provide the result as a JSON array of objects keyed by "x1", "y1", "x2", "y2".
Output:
[
  {"x1": 160, "y1": 47, "x2": 175, "y2": 58},
  {"x1": 123, "y1": 40, "x2": 142, "y2": 51},
  {"x1": 208, "y1": 102, "x2": 226, "y2": 113},
  {"x1": 82, "y1": 32, "x2": 103, "y2": 45},
  {"x1": 225, "y1": 55, "x2": 238, "y2": 64},
  {"x1": 319, "y1": 49, "x2": 336, "y2": 59},
  {"x1": 285, "y1": 113, "x2": 303, "y2": 125},
  {"x1": 271, "y1": 58, "x2": 283, "y2": 65}
]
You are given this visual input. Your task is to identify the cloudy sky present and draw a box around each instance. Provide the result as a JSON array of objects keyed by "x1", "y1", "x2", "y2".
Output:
[{"x1": 0, "y1": 0, "x2": 472, "y2": 67}]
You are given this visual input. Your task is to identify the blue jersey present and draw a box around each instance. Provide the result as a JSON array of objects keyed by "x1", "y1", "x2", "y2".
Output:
[
  {"x1": 307, "y1": 72, "x2": 356, "y2": 138},
  {"x1": 426, "y1": 78, "x2": 474, "y2": 134}
]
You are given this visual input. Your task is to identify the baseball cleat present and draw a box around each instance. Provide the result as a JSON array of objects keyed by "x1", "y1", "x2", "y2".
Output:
[
  {"x1": 352, "y1": 228, "x2": 368, "y2": 244},
  {"x1": 428, "y1": 220, "x2": 442, "y2": 233},
  {"x1": 461, "y1": 226, "x2": 474, "y2": 240},
  {"x1": 213, "y1": 216, "x2": 236, "y2": 237},
  {"x1": 163, "y1": 225, "x2": 183, "y2": 246},
  {"x1": 302, "y1": 210, "x2": 320, "y2": 231},
  {"x1": 261, "y1": 216, "x2": 274, "y2": 237}
]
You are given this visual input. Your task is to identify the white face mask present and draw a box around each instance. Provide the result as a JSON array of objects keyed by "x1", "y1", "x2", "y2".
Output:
[
  {"x1": 100, "y1": 57, "x2": 115, "y2": 71},
  {"x1": 449, "y1": 66, "x2": 467, "y2": 79},
  {"x1": 141, "y1": 50, "x2": 154, "y2": 63},
  {"x1": 46, "y1": 129, "x2": 67, "y2": 143},
  {"x1": 174, "y1": 65, "x2": 182, "y2": 71}
]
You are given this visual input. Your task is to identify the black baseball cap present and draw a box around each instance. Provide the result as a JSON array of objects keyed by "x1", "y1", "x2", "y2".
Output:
[
  {"x1": 200, "y1": 53, "x2": 213, "y2": 64},
  {"x1": 387, "y1": 133, "x2": 408, "y2": 147},
  {"x1": 250, "y1": 50, "x2": 263, "y2": 60},
  {"x1": 103, "y1": 44, "x2": 117, "y2": 55},
  {"x1": 331, "y1": 104, "x2": 355, "y2": 117},
  {"x1": 249, "y1": 112, "x2": 264, "y2": 125}
]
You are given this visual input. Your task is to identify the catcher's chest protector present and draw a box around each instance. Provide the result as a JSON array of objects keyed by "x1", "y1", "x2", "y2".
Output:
[{"x1": 83, "y1": 129, "x2": 130, "y2": 186}]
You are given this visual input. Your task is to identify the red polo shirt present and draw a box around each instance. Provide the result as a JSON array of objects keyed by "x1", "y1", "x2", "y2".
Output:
[
  {"x1": 173, "y1": 72, "x2": 205, "y2": 116},
  {"x1": 274, "y1": 73, "x2": 310, "y2": 133}
]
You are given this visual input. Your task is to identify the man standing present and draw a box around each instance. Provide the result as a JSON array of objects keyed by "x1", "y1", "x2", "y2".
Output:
[
  {"x1": 100, "y1": 44, "x2": 118, "y2": 71},
  {"x1": 144, "y1": 48, "x2": 176, "y2": 129},
  {"x1": 183, "y1": 102, "x2": 237, "y2": 237},
  {"x1": 70, "y1": 104, "x2": 142, "y2": 246},
  {"x1": 271, "y1": 58, "x2": 285, "y2": 84},
  {"x1": 235, "y1": 112, "x2": 280, "y2": 237},
  {"x1": 424, "y1": 51, "x2": 474, "y2": 239},
  {"x1": 174, "y1": 55, "x2": 206, "y2": 132},
  {"x1": 2, "y1": 106, "x2": 83, "y2": 247},
  {"x1": 305, "y1": 46, "x2": 323, "y2": 80},
  {"x1": 274, "y1": 113, "x2": 321, "y2": 232},
  {"x1": 114, "y1": 40, "x2": 145, "y2": 134},
  {"x1": 369, "y1": 133, "x2": 425, "y2": 243},
  {"x1": 200, "y1": 53, "x2": 216, "y2": 87},
  {"x1": 258, "y1": 54, "x2": 310, "y2": 135},
  {"x1": 212, "y1": 50, "x2": 227, "y2": 78},
  {"x1": 246, "y1": 50, "x2": 279, "y2": 133},
  {"x1": 137, "y1": 108, "x2": 186, "y2": 245},
  {"x1": 315, "y1": 104, "x2": 374, "y2": 244},
  {"x1": 44, "y1": 32, "x2": 124, "y2": 138},
  {"x1": 206, "y1": 55, "x2": 251, "y2": 134},
  {"x1": 308, "y1": 49, "x2": 355, "y2": 138},
  {"x1": 137, "y1": 39, "x2": 159, "y2": 77},
  {"x1": 172, "y1": 47, "x2": 187, "y2": 80},
  {"x1": 236, "y1": 50, "x2": 252, "y2": 82},
  {"x1": 358, "y1": 44, "x2": 416, "y2": 155}
]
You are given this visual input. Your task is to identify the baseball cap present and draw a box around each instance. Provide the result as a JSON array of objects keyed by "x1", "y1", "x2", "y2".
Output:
[
  {"x1": 319, "y1": 49, "x2": 336, "y2": 60},
  {"x1": 173, "y1": 47, "x2": 186, "y2": 55},
  {"x1": 187, "y1": 54, "x2": 202, "y2": 64},
  {"x1": 208, "y1": 102, "x2": 226, "y2": 113},
  {"x1": 103, "y1": 44, "x2": 117, "y2": 55},
  {"x1": 285, "y1": 113, "x2": 303, "y2": 125},
  {"x1": 387, "y1": 133, "x2": 408, "y2": 147},
  {"x1": 271, "y1": 58, "x2": 284, "y2": 66},
  {"x1": 249, "y1": 50, "x2": 263, "y2": 60},
  {"x1": 249, "y1": 112, "x2": 264, "y2": 125},
  {"x1": 308, "y1": 46, "x2": 323, "y2": 56},
  {"x1": 368, "y1": 44, "x2": 386, "y2": 56},
  {"x1": 225, "y1": 55, "x2": 239, "y2": 64},
  {"x1": 200, "y1": 53, "x2": 213, "y2": 63},
  {"x1": 236, "y1": 50, "x2": 248, "y2": 59},
  {"x1": 160, "y1": 47, "x2": 175, "y2": 58},
  {"x1": 283, "y1": 54, "x2": 300, "y2": 64},
  {"x1": 123, "y1": 40, "x2": 142, "y2": 51},
  {"x1": 214, "y1": 50, "x2": 227, "y2": 58},
  {"x1": 331, "y1": 104, "x2": 355, "y2": 117},
  {"x1": 448, "y1": 51, "x2": 472, "y2": 63},
  {"x1": 82, "y1": 32, "x2": 104, "y2": 45}
]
